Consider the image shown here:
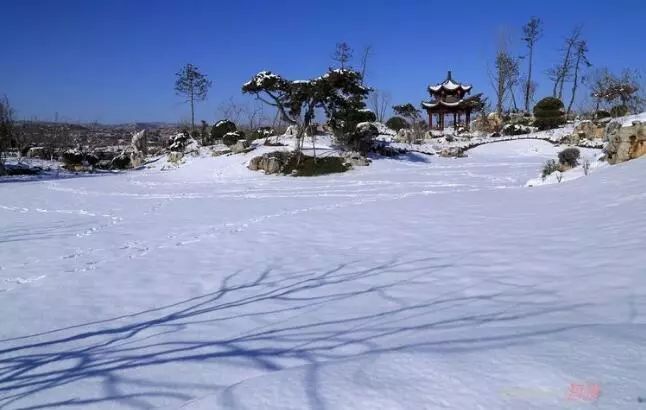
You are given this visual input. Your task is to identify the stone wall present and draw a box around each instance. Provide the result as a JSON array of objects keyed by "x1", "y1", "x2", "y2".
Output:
[{"x1": 604, "y1": 121, "x2": 646, "y2": 165}]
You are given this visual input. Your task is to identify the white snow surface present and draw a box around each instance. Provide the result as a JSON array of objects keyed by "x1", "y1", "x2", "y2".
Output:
[{"x1": 1, "y1": 139, "x2": 646, "y2": 409}]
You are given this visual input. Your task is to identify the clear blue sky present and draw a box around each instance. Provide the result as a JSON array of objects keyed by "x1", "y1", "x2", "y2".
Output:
[{"x1": 1, "y1": 0, "x2": 644, "y2": 124}]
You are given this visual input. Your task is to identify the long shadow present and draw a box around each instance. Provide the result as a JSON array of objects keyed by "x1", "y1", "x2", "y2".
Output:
[{"x1": 0, "y1": 258, "x2": 587, "y2": 409}]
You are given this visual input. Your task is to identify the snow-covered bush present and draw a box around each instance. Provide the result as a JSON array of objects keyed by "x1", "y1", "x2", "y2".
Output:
[
  {"x1": 336, "y1": 122, "x2": 379, "y2": 154},
  {"x1": 558, "y1": 147, "x2": 580, "y2": 168},
  {"x1": 542, "y1": 159, "x2": 559, "y2": 178},
  {"x1": 210, "y1": 120, "x2": 237, "y2": 143},
  {"x1": 533, "y1": 97, "x2": 565, "y2": 130},
  {"x1": 222, "y1": 131, "x2": 245, "y2": 147}
]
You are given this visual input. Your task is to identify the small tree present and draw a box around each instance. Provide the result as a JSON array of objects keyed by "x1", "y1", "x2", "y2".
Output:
[
  {"x1": 393, "y1": 103, "x2": 423, "y2": 139},
  {"x1": 332, "y1": 42, "x2": 353, "y2": 69},
  {"x1": 0, "y1": 95, "x2": 14, "y2": 174},
  {"x1": 521, "y1": 17, "x2": 542, "y2": 112},
  {"x1": 242, "y1": 69, "x2": 370, "y2": 160},
  {"x1": 533, "y1": 97, "x2": 565, "y2": 130},
  {"x1": 566, "y1": 40, "x2": 591, "y2": 115},
  {"x1": 369, "y1": 89, "x2": 391, "y2": 122},
  {"x1": 175, "y1": 64, "x2": 212, "y2": 132}
]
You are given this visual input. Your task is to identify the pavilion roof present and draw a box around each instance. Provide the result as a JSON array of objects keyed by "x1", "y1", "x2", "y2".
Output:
[{"x1": 428, "y1": 71, "x2": 472, "y2": 93}]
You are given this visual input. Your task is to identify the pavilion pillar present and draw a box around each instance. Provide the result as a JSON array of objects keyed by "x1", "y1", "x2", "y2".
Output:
[
  {"x1": 466, "y1": 110, "x2": 471, "y2": 128},
  {"x1": 453, "y1": 113, "x2": 457, "y2": 128},
  {"x1": 440, "y1": 113, "x2": 444, "y2": 130},
  {"x1": 429, "y1": 112, "x2": 433, "y2": 129}
]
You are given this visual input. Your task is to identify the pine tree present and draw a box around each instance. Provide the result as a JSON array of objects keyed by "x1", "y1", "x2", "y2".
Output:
[
  {"x1": 175, "y1": 64, "x2": 212, "y2": 131},
  {"x1": 521, "y1": 17, "x2": 542, "y2": 112}
]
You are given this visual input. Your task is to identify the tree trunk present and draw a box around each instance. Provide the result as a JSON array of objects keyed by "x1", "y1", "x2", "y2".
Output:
[
  {"x1": 567, "y1": 52, "x2": 582, "y2": 115},
  {"x1": 524, "y1": 44, "x2": 534, "y2": 112},
  {"x1": 509, "y1": 84, "x2": 518, "y2": 112}
]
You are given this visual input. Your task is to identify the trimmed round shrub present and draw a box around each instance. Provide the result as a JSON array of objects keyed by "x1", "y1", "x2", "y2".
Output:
[
  {"x1": 211, "y1": 120, "x2": 237, "y2": 142},
  {"x1": 610, "y1": 105, "x2": 629, "y2": 118},
  {"x1": 222, "y1": 131, "x2": 245, "y2": 147},
  {"x1": 533, "y1": 97, "x2": 565, "y2": 130},
  {"x1": 558, "y1": 147, "x2": 580, "y2": 168},
  {"x1": 385, "y1": 116, "x2": 409, "y2": 132}
]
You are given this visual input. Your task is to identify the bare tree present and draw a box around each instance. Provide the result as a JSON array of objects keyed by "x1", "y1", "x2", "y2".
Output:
[
  {"x1": 175, "y1": 63, "x2": 212, "y2": 131},
  {"x1": 332, "y1": 42, "x2": 353, "y2": 69},
  {"x1": 369, "y1": 90, "x2": 391, "y2": 122},
  {"x1": 586, "y1": 68, "x2": 613, "y2": 111},
  {"x1": 489, "y1": 47, "x2": 517, "y2": 116},
  {"x1": 548, "y1": 27, "x2": 582, "y2": 100},
  {"x1": 567, "y1": 40, "x2": 591, "y2": 115},
  {"x1": 0, "y1": 95, "x2": 14, "y2": 174},
  {"x1": 507, "y1": 58, "x2": 521, "y2": 112},
  {"x1": 359, "y1": 45, "x2": 373, "y2": 83},
  {"x1": 519, "y1": 76, "x2": 537, "y2": 109},
  {"x1": 521, "y1": 17, "x2": 542, "y2": 112},
  {"x1": 217, "y1": 97, "x2": 245, "y2": 124}
]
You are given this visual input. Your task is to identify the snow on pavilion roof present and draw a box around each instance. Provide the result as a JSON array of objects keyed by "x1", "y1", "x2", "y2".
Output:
[{"x1": 428, "y1": 71, "x2": 472, "y2": 93}]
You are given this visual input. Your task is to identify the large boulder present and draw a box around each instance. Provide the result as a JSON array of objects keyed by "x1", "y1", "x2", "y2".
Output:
[
  {"x1": 231, "y1": 139, "x2": 250, "y2": 154},
  {"x1": 574, "y1": 121, "x2": 605, "y2": 140},
  {"x1": 248, "y1": 151, "x2": 290, "y2": 174},
  {"x1": 604, "y1": 121, "x2": 646, "y2": 165}
]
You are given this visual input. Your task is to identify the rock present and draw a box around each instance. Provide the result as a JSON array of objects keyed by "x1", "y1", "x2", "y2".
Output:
[
  {"x1": 604, "y1": 121, "x2": 646, "y2": 164},
  {"x1": 263, "y1": 157, "x2": 283, "y2": 174},
  {"x1": 131, "y1": 130, "x2": 148, "y2": 155},
  {"x1": 342, "y1": 151, "x2": 370, "y2": 167},
  {"x1": 169, "y1": 132, "x2": 199, "y2": 155},
  {"x1": 247, "y1": 156, "x2": 261, "y2": 171},
  {"x1": 248, "y1": 151, "x2": 290, "y2": 174},
  {"x1": 396, "y1": 128, "x2": 414, "y2": 143},
  {"x1": 231, "y1": 139, "x2": 250, "y2": 154},
  {"x1": 61, "y1": 149, "x2": 84, "y2": 166},
  {"x1": 167, "y1": 151, "x2": 184, "y2": 163},
  {"x1": 26, "y1": 147, "x2": 50, "y2": 159},
  {"x1": 574, "y1": 121, "x2": 605, "y2": 140},
  {"x1": 111, "y1": 152, "x2": 131, "y2": 169},
  {"x1": 438, "y1": 147, "x2": 466, "y2": 158}
]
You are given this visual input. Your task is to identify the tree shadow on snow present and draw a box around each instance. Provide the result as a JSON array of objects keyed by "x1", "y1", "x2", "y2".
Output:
[{"x1": 0, "y1": 258, "x2": 590, "y2": 409}]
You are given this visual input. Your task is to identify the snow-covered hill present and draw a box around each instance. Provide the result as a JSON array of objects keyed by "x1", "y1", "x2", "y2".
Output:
[{"x1": 1, "y1": 139, "x2": 645, "y2": 409}]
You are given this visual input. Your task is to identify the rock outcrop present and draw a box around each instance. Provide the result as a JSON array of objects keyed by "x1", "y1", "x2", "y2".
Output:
[{"x1": 604, "y1": 121, "x2": 646, "y2": 164}]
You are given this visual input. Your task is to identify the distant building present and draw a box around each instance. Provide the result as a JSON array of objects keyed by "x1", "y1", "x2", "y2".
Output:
[{"x1": 422, "y1": 71, "x2": 483, "y2": 130}]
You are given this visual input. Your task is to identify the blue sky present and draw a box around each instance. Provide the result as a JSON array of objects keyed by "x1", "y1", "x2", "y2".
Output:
[{"x1": 1, "y1": 0, "x2": 644, "y2": 124}]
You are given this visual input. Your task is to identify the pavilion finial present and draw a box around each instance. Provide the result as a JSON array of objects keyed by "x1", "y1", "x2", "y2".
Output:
[{"x1": 447, "y1": 70, "x2": 452, "y2": 81}]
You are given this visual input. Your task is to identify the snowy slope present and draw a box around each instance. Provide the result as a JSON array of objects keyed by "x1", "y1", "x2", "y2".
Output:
[{"x1": 1, "y1": 140, "x2": 645, "y2": 409}]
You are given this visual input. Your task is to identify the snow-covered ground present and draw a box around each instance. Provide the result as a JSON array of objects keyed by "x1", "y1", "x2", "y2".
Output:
[{"x1": 1, "y1": 139, "x2": 645, "y2": 409}]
